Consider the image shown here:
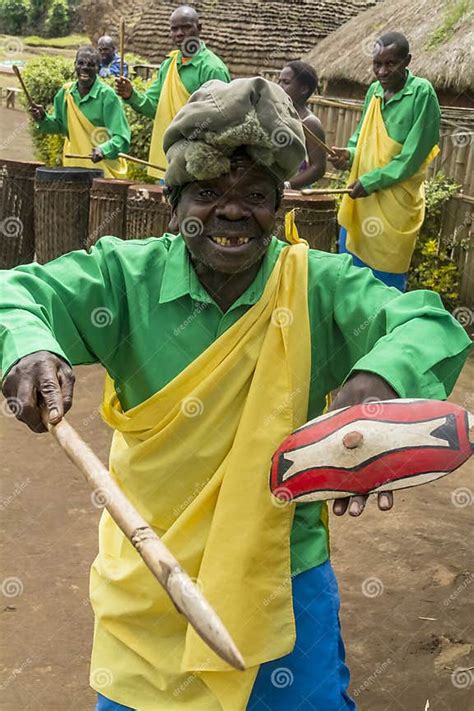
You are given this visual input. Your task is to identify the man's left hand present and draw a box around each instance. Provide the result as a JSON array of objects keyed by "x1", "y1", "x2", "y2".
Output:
[
  {"x1": 91, "y1": 147, "x2": 104, "y2": 163},
  {"x1": 328, "y1": 372, "x2": 398, "y2": 517},
  {"x1": 348, "y1": 180, "x2": 369, "y2": 199}
]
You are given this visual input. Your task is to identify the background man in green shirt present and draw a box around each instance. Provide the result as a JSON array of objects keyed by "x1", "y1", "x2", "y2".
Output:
[
  {"x1": 329, "y1": 32, "x2": 441, "y2": 291},
  {"x1": 115, "y1": 5, "x2": 231, "y2": 179},
  {"x1": 30, "y1": 46, "x2": 131, "y2": 176},
  {"x1": 1, "y1": 78, "x2": 469, "y2": 710}
]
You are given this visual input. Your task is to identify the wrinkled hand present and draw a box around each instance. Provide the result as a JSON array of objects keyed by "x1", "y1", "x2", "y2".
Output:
[
  {"x1": 115, "y1": 76, "x2": 133, "y2": 100},
  {"x1": 29, "y1": 103, "x2": 46, "y2": 121},
  {"x1": 1, "y1": 351, "x2": 75, "y2": 433},
  {"x1": 348, "y1": 180, "x2": 369, "y2": 199},
  {"x1": 328, "y1": 372, "x2": 398, "y2": 517},
  {"x1": 328, "y1": 147, "x2": 350, "y2": 170},
  {"x1": 91, "y1": 146, "x2": 104, "y2": 163}
]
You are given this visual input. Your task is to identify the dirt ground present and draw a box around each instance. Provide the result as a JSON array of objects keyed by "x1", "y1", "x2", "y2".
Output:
[{"x1": 0, "y1": 357, "x2": 473, "y2": 711}]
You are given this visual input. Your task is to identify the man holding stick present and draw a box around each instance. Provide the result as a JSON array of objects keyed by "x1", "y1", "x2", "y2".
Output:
[
  {"x1": 30, "y1": 46, "x2": 131, "y2": 179},
  {"x1": 329, "y1": 32, "x2": 441, "y2": 290},
  {"x1": 115, "y1": 4, "x2": 231, "y2": 180},
  {"x1": 1, "y1": 78, "x2": 469, "y2": 710}
]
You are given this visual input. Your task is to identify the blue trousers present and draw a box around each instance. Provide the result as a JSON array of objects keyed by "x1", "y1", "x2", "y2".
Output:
[
  {"x1": 338, "y1": 227, "x2": 407, "y2": 292},
  {"x1": 96, "y1": 560, "x2": 356, "y2": 710}
]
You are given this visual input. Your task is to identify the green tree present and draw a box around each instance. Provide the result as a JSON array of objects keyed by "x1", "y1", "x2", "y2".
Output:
[
  {"x1": 0, "y1": 0, "x2": 30, "y2": 34},
  {"x1": 28, "y1": 0, "x2": 46, "y2": 33},
  {"x1": 45, "y1": 0, "x2": 70, "y2": 37}
]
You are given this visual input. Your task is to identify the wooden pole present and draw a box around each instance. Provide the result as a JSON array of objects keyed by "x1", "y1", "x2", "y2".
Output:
[
  {"x1": 45, "y1": 414, "x2": 245, "y2": 671},
  {"x1": 12, "y1": 65, "x2": 35, "y2": 108},
  {"x1": 300, "y1": 188, "x2": 351, "y2": 195},
  {"x1": 64, "y1": 152, "x2": 162, "y2": 172},
  {"x1": 119, "y1": 17, "x2": 125, "y2": 77},
  {"x1": 301, "y1": 117, "x2": 337, "y2": 157}
]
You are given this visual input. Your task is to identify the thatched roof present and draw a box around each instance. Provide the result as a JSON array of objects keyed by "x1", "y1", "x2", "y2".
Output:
[
  {"x1": 304, "y1": 0, "x2": 474, "y2": 94},
  {"x1": 81, "y1": 0, "x2": 380, "y2": 77}
]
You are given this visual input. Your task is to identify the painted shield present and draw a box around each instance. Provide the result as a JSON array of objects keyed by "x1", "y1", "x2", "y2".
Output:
[{"x1": 270, "y1": 399, "x2": 473, "y2": 502}]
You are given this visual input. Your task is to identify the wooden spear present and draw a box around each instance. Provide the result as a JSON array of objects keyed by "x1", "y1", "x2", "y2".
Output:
[
  {"x1": 12, "y1": 65, "x2": 35, "y2": 108},
  {"x1": 300, "y1": 188, "x2": 351, "y2": 195},
  {"x1": 44, "y1": 414, "x2": 245, "y2": 671},
  {"x1": 119, "y1": 17, "x2": 125, "y2": 77},
  {"x1": 301, "y1": 116, "x2": 337, "y2": 157}
]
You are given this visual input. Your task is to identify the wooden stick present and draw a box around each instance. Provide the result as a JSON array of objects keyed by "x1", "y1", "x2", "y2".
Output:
[
  {"x1": 119, "y1": 17, "x2": 125, "y2": 78},
  {"x1": 12, "y1": 65, "x2": 35, "y2": 108},
  {"x1": 65, "y1": 152, "x2": 163, "y2": 171},
  {"x1": 301, "y1": 117, "x2": 337, "y2": 157},
  {"x1": 300, "y1": 188, "x2": 351, "y2": 195},
  {"x1": 45, "y1": 415, "x2": 245, "y2": 671}
]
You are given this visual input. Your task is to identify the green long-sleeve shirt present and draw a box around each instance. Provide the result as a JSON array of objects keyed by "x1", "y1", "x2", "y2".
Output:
[
  {"x1": 37, "y1": 78, "x2": 131, "y2": 159},
  {"x1": 347, "y1": 70, "x2": 441, "y2": 194},
  {"x1": 0, "y1": 236, "x2": 469, "y2": 574},
  {"x1": 126, "y1": 42, "x2": 231, "y2": 119}
]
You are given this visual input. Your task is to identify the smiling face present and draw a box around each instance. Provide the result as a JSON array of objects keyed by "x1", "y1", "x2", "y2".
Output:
[
  {"x1": 75, "y1": 50, "x2": 99, "y2": 90},
  {"x1": 373, "y1": 43, "x2": 410, "y2": 93},
  {"x1": 174, "y1": 153, "x2": 279, "y2": 276}
]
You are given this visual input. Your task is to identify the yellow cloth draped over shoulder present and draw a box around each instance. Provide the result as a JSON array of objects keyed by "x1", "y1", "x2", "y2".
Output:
[
  {"x1": 63, "y1": 83, "x2": 128, "y2": 180},
  {"x1": 148, "y1": 51, "x2": 191, "y2": 179},
  {"x1": 90, "y1": 244, "x2": 311, "y2": 710},
  {"x1": 338, "y1": 95, "x2": 439, "y2": 273}
]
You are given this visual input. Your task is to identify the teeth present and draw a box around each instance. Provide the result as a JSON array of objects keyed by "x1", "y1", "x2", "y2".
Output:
[{"x1": 211, "y1": 236, "x2": 250, "y2": 246}]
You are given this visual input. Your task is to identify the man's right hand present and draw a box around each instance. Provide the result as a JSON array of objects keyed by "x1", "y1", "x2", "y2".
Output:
[
  {"x1": 29, "y1": 103, "x2": 46, "y2": 121},
  {"x1": 115, "y1": 77, "x2": 133, "y2": 100},
  {"x1": 328, "y1": 147, "x2": 350, "y2": 170},
  {"x1": 1, "y1": 351, "x2": 75, "y2": 433}
]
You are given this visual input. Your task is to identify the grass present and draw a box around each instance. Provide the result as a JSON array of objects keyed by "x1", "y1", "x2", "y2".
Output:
[
  {"x1": 22, "y1": 34, "x2": 89, "y2": 49},
  {"x1": 426, "y1": 0, "x2": 471, "y2": 48}
]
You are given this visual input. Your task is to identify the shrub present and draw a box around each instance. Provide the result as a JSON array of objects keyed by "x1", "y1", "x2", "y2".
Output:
[
  {"x1": 0, "y1": 0, "x2": 30, "y2": 35},
  {"x1": 45, "y1": 0, "x2": 70, "y2": 37}
]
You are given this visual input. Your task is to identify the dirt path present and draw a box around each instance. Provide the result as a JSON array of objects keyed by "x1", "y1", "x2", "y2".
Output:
[{"x1": 1, "y1": 360, "x2": 473, "y2": 711}]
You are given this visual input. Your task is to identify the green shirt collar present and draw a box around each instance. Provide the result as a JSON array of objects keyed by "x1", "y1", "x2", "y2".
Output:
[
  {"x1": 373, "y1": 69, "x2": 415, "y2": 103},
  {"x1": 175, "y1": 41, "x2": 207, "y2": 67},
  {"x1": 70, "y1": 76, "x2": 101, "y2": 103},
  {"x1": 159, "y1": 234, "x2": 284, "y2": 309}
]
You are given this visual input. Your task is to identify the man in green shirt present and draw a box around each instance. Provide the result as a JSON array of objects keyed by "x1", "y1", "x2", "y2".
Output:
[
  {"x1": 115, "y1": 4, "x2": 231, "y2": 179},
  {"x1": 330, "y1": 32, "x2": 441, "y2": 291},
  {"x1": 30, "y1": 46, "x2": 131, "y2": 179},
  {"x1": 1, "y1": 78, "x2": 469, "y2": 711}
]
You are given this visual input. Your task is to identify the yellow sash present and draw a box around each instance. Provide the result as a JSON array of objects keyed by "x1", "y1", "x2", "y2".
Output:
[
  {"x1": 148, "y1": 51, "x2": 191, "y2": 179},
  {"x1": 338, "y1": 95, "x2": 439, "y2": 273},
  {"x1": 90, "y1": 244, "x2": 311, "y2": 710},
  {"x1": 63, "y1": 84, "x2": 128, "y2": 180}
]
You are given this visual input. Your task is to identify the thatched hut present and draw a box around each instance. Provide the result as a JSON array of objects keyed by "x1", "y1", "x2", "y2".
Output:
[
  {"x1": 304, "y1": 0, "x2": 474, "y2": 107},
  {"x1": 80, "y1": 0, "x2": 380, "y2": 78}
]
